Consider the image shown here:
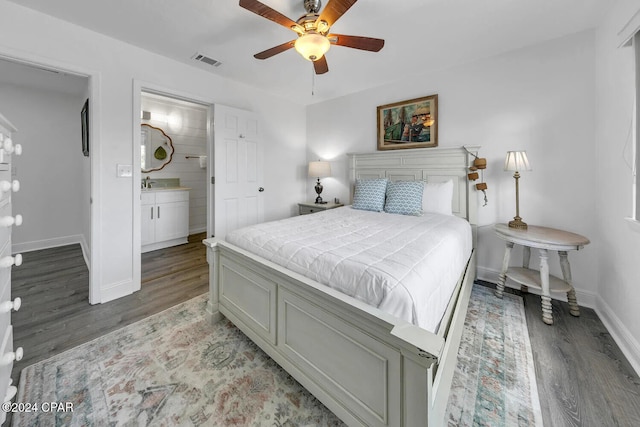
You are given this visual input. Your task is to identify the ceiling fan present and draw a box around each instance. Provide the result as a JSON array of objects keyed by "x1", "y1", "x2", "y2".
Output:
[{"x1": 239, "y1": 0, "x2": 384, "y2": 74}]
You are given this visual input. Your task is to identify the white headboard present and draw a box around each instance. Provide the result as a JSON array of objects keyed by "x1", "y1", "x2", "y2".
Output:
[{"x1": 347, "y1": 146, "x2": 479, "y2": 227}]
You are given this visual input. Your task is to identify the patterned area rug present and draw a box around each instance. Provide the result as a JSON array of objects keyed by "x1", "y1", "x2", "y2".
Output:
[
  {"x1": 15, "y1": 284, "x2": 541, "y2": 426},
  {"x1": 446, "y1": 285, "x2": 543, "y2": 426}
]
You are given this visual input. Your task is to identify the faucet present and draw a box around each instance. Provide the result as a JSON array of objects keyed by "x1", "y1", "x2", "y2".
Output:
[{"x1": 144, "y1": 176, "x2": 151, "y2": 189}]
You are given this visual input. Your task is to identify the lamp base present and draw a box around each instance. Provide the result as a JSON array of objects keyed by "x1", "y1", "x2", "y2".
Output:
[
  {"x1": 508, "y1": 217, "x2": 528, "y2": 230},
  {"x1": 314, "y1": 178, "x2": 327, "y2": 204}
]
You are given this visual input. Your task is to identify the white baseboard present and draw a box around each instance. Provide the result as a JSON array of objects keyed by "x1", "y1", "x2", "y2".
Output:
[
  {"x1": 78, "y1": 234, "x2": 90, "y2": 271},
  {"x1": 142, "y1": 237, "x2": 188, "y2": 253},
  {"x1": 595, "y1": 297, "x2": 640, "y2": 377},
  {"x1": 99, "y1": 279, "x2": 137, "y2": 304},
  {"x1": 478, "y1": 265, "x2": 640, "y2": 377},
  {"x1": 189, "y1": 226, "x2": 206, "y2": 235},
  {"x1": 476, "y1": 266, "x2": 501, "y2": 286},
  {"x1": 477, "y1": 266, "x2": 597, "y2": 309},
  {"x1": 13, "y1": 234, "x2": 90, "y2": 269}
]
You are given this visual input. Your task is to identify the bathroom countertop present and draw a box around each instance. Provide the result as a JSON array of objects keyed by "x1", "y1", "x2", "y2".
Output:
[{"x1": 141, "y1": 186, "x2": 191, "y2": 192}]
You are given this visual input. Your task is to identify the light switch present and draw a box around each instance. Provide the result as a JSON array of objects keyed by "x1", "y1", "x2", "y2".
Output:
[{"x1": 117, "y1": 164, "x2": 133, "y2": 177}]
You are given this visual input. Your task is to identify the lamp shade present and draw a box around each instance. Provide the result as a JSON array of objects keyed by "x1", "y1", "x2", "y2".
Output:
[
  {"x1": 504, "y1": 151, "x2": 532, "y2": 172},
  {"x1": 295, "y1": 32, "x2": 331, "y2": 61},
  {"x1": 308, "y1": 161, "x2": 331, "y2": 178}
]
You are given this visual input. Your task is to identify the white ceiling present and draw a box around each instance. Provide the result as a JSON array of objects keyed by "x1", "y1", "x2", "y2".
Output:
[{"x1": 6, "y1": 0, "x2": 615, "y2": 105}]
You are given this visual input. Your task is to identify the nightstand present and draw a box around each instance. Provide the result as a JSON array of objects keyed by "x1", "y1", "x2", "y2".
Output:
[
  {"x1": 298, "y1": 201, "x2": 344, "y2": 215},
  {"x1": 494, "y1": 223, "x2": 590, "y2": 325}
]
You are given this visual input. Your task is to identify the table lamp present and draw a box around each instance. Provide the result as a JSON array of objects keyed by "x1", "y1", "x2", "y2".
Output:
[
  {"x1": 504, "y1": 151, "x2": 532, "y2": 229},
  {"x1": 308, "y1": 161, "x2": 331, "y2": 204}
]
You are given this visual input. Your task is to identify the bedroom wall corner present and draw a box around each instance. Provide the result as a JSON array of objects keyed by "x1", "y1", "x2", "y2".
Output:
[{"x1": 594, "y1": 0, "x2": 640, "y2": 376}]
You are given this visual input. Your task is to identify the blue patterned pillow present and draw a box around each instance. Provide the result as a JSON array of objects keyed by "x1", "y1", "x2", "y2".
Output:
[
  {"x1": 384, "y1": 180, "x2": 424, "y2": 216},
  {"x1": 352, "y1": 178, "x2": 388, "y2": 212}
]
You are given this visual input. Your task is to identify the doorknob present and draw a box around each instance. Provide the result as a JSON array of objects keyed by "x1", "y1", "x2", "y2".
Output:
[{"x1": 258, "y1": 187, "x2": 264, "y2": 192}]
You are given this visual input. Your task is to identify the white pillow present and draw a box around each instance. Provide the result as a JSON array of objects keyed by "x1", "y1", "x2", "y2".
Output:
[{"x1": 422, "y1": 180, "x2": 453, "y2": 215}]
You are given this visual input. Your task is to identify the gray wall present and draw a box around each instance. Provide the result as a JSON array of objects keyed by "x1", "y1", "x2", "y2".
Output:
[{"x1": 0, "y1": 77, "x2": 90, "y2": 258}]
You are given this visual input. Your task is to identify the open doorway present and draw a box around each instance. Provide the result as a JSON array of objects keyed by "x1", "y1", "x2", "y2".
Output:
[
  {"x1": 0, "y1": 57, "x2": 92, "y2": 284},
  {"x1": 136, "y1": 90, "x2": 211, "y2": 290}
]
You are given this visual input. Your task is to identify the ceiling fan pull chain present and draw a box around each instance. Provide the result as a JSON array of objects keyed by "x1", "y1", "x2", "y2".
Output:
[{"x1": 311, "y1": 63, "x2": 316, "y2": 96}]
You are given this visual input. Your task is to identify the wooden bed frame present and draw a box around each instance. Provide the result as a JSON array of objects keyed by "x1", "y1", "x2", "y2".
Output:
[{"x1": 203, "y1": 146, "x2": 479, "y2": 426}]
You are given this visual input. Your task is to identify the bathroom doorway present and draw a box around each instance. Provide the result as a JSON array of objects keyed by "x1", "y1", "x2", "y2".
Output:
[{"x1": 137, "y1": 90, "x2": 211, "y2": 288}]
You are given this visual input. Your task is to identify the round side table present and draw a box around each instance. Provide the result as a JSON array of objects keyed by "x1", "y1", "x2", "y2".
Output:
[{"x1": 494, "y1": 223, "x2": 590, "y2": 325}]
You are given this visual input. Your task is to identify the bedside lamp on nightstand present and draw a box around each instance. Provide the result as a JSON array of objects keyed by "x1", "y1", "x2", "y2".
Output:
[
  {"x1": 504, "y1": 150, "x2": 532, "y2": 229},
  {"x1": 308, "y1": 160, "x2": 331, "y2": 204}
]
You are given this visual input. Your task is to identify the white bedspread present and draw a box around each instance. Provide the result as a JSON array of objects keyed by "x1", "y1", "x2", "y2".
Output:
[{"x1": 226, "y1": 206, "x2": 472, "y2": 332}]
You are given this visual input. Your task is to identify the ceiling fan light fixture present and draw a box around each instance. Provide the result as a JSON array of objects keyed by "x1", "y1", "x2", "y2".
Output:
[{"x1": 294, "y1": 32, "x2": 330, "y2": 61}]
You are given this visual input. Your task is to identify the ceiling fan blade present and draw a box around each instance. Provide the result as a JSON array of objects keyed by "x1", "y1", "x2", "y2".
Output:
[
  {"x1": 316, "y1": 0, "x2": 357, "y2": 28},
  {"x1": 254, "y1": 40, "x2": 295, "y2": 59},
  {"x1": 313, "y1": 56, "x2": 329, "y2": 74},
  {"x1": 239, "y1": 0, "x2": 301, "y2": 32},
  {"x1": 328, "y1": 34, "x2": 384, "y2": 52}
]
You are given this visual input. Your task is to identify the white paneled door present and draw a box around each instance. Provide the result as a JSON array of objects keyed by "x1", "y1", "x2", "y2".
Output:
[{"x1": 212, "y1": 105, "x2": 264, "y2": 240}]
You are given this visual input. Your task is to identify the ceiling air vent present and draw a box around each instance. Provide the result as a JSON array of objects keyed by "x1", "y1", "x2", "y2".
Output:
[{"x1": 192, "y1": 53, "x2": 222, "y2": 67}]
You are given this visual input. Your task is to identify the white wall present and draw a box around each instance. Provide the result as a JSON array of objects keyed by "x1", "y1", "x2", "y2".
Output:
[
  {"x1": 594, "y1": 0, "x2": 640, "y2": 374},
  {"x1": 141, "y1": 94, "x2": 208, "y2": 234},
  {"x1": 0, "y1": 1, "x2": 307, "y2": 303},
  {"x1": 308, "y1": 30, "x2": 598, "y2": 304},
  {"x1": 0, "y1": 81, "x2": 89, "y2": 256}
]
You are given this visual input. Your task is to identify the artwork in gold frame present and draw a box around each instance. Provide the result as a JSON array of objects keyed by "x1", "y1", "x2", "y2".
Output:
[{"x1": 377, "y1": 94, "x2": 438, "y2": 150}]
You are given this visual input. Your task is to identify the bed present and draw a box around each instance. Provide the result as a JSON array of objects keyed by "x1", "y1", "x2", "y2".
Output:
[{"x1": 203, "y1": 146, "x2": 479, "y2": 426}]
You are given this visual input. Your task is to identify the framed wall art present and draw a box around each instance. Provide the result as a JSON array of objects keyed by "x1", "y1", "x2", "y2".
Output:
[
  {"x1": 377, "y1": 94, "x2": 438, "y2": 150},
  {"x1": 81, "y1": 98, "x2": 89, "y2": 157}
]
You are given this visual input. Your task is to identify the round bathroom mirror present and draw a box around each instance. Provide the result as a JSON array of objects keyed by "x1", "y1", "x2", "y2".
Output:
[{"x1": 141, "y1": 124, "x2": 174, "y2": 173}]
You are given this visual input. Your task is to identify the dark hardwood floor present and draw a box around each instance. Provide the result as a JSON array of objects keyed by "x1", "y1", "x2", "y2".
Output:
[
  {"x1": 8, "y1": 242, "x2": 640, "y2": 425},
  {"x1": 10, "y1": 232, "x2": 208, "y2": 385},
  {"x1": 483, "y1": 281, "x2": 640, "y2": 426},
  {"x1": 522, "y1": 290, "x2": 640, "y2": 426}
]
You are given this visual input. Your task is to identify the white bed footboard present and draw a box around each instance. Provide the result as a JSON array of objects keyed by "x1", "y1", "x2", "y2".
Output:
[{"x1": 204, "y1": 238, "x2": 476, "y2": 426}]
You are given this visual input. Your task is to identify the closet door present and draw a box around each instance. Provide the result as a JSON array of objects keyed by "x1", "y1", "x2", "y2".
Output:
[{"x1": 213, "y1": 105, "x2": 264, "y2": 240}]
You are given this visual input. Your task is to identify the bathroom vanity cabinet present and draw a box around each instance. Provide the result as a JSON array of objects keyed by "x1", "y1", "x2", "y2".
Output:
[{"x1": 141, "y1": 188, "x2": 189, "y2": 253}]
